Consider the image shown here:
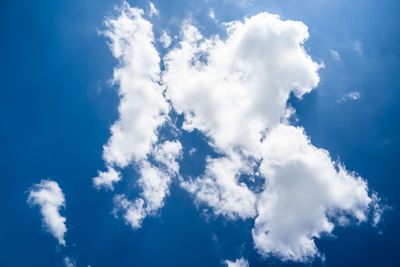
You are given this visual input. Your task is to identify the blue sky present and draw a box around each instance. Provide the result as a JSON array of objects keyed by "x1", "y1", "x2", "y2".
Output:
[{"x1": 1, "y1": 0, "x2": 400, "y2": 266}]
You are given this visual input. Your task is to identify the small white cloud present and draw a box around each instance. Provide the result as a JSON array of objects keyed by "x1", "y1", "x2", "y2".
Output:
[
  {"x1": 27, "y1": 180, "x2": 67, "y2": 246},
  {"x1": 224, "y1": 257, "x2": 249, "y2": 267},
  {"x1": 159, "y1": 30, "x2": 172, "y2": 48},
  {"x1": 338, "y1": 91, "x2": 360, "y2": 103},
  {"x1": 148, "y1": 1, "x2": 159, "y2": 17},
  {"x1": 188, "y1": 147, "x2": 196, "y2": 155},
  {"x1": 354, "y1": 41, "x2": 363, "y2": 54},
  {"x1": 209, "y1": 9, "x2": 215, "y2": 19},
  {"x1": 64, "y1": 256, "x2": 76, "y2": 267},
  {"x1": 329, "y1": 49, "x2": 341, "y2": 60},
  {"x1": 93, "y1": 166, "x2": 121, "y2": 190}
]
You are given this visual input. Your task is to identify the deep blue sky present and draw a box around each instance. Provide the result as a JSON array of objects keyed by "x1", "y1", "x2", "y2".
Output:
[{"x1": 1, "y1": 0, "x2": 399, "y2": 266}]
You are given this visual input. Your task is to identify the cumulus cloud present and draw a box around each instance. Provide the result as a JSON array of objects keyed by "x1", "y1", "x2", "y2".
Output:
[
  {"x1": 224, "y1": 257, "x2": 249, "y2": 267},
  {"x1": 113, "y1": 161, "x2": 171, "y2": 228},
  {"x1": 163, "y1": 13, "x2": 320, "y2": 155},
  {"x1": 181, "y1": 154, "x2": 257, "y2": 220},
  {"x1": 95, "y1": 2, "x2": 180, "y2": 228},
  {"x1": 27, "y1": 180, "x2": 67, "y2": 246},
  {"x1": 96, "y1": 2, "x2": 381, "y2": 262},
  {"x1": 93, "y1": 166, "x2": 121, "y2": 190},
  {"x1": 162, "y1": 12, "x2": 377, "y2": 261},
  {"x1": 253, "y1": 124, "x2": 372, "y2": 261},
  {"x1": 101, "y1": 3, "x2": 169, "y2": 168},
  {"x1": 114, "y1": 141, "x2": 182, "y2": 228}
]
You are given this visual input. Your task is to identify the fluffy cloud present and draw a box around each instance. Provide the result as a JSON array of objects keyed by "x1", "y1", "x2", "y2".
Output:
[
  {"x1": 96, "y1": 3, "x2": 178, "y2": 226},
  {"x1": 163, "y1": 13, "x2": 320, "y2": 155},
  {"x1": 181, "y1": 153, "x2": 257, "y2": 220},
  {"x1": 101, "y1": 3, "x2": 169, "y2": 168},
  {"x1": 162, "y1": 11, "x2": 377, "y2": 261},
  {"x1": 27, "y1": 180, "x2": 67, "y2": 246},
  {"x1": 114, "y1": 141, "x2": 182, "y2": 228},
  {"x1": 93, "y1": 166, "x2": 121, "y2": 190},
  {"x1": 97, "y1": 2, "x2": 381, "y2": 262},
  {"x1": 224, "y1": 257, "x2": 249, "y2": 267},
  {"x1": 253, "y1": 124, "x2": 372, "y2": 261},
  {"x1": 163, "y1": 11, "x2": 321, "y2": 220}
]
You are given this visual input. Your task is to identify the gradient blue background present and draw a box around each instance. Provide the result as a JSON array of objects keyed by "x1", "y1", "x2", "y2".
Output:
[{"x1": 1, "y1": 0, "x2": 399, "y2": 266}]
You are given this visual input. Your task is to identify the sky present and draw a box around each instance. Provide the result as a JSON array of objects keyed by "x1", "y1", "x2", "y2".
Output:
[{"x1": 1, "y1": 0, "x2": 400, "y2": 266}]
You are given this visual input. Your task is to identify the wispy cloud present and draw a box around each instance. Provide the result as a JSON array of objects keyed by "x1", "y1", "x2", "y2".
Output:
[
  {"x1": 148, "y1": 1, "x2": 159, "y2": 17},
  {"x1": 338, "y1": 91, "x2": 361, "y2": 103},
  {"x1": 329, "y1": 49, "x2": 341, "y2": 60}
]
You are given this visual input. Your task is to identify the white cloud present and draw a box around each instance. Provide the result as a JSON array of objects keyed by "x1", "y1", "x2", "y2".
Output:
[
  {"x1": 224, "y1": 257, "x2": 249, "y2": 267},
  {"x1": 209, "y1": 9, "x2": 215, "y2": 19},
  {"x1": 95, "y1": 2, "x2": 177, "y2": 229},
  {"x1": 354, "y1": 41, "x2": 363, "y2": 54},
  {"x1": 113, "y1": 161, "x2": 171, "y2": 228},
  {"x1": 153, "y1": 140, "x2": 182, "y2": 175},
  {"x1": 163, "y1": 13, "x2": 321, "y2": 155},
  {"x1": 162, "y1": 12, "x2": 378, "y2": 261},
  {"x1": 148, "y1": 1, "x2": 159, "y2": 17},
  {"x1": 188, "y1": 147, "x2": 196, "y2": 155},
  {"x1": 101, "y1": 3, "x2": 169, "y2": 168},
  {"x1": 329, "y1": 49, "x2": 341, "y2": 60},
  {"x1": 96, "y1": 3, "x2": 381, "y2": 263},
  {"x1": 93, "y1": 166, "x2": 121, "y2": 190},
  {"x1": 181, "y1": 154, "x2": 257, "y2": 220},
  {"x1": 253, "y1": 124, "x2": 372, "y2": 261},
  {"x1": 27, "y1": 180, "x2": 67, "y2": 246},
  {"x1": 163, "y1": 12, "x2": 320, "y2": 220},
  {"x1": 64, "y1": 256, "x2": 76, "y2": 267},
  {"x1": 160, "y1": 30, "x2": 172, "y2": 48},
  {"x1": 114, "y1": 141, "x2": 181, "y2": 228},
  {"x1": 338, "y1": 91, "x2": 360, "y2": 103}
]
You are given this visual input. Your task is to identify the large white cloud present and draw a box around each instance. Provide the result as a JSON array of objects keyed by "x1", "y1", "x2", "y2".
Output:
[
  {"x1": 253, "y1": 124, "x2": 372, "y2": 261},
  {"x1": 163, "y1": 13, "x2": 320, "y2": 155},
  {"x1": 27, "y1": 180, "x2": 67, "y2": 246},
  {"x1": 101, "y1": 3, "x2": 169, "y2": 168},
  {"x1": 162, "y1": 11, "x2": 378, "y2": 262},
  {"x1": 95, "y1": 4, "x2": 183, "y2": 226},
  {"x1": 96, "y1": 2, "x2": 381, "y2": 263}
]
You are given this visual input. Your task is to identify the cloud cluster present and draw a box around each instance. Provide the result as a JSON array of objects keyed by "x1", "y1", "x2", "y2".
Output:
[
  {"x1": 95, "y1": 2, "x2": 380, "y2": 262},
  {"x1": 27, "y1": 180, "x2": 67, "y2": 246}
]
